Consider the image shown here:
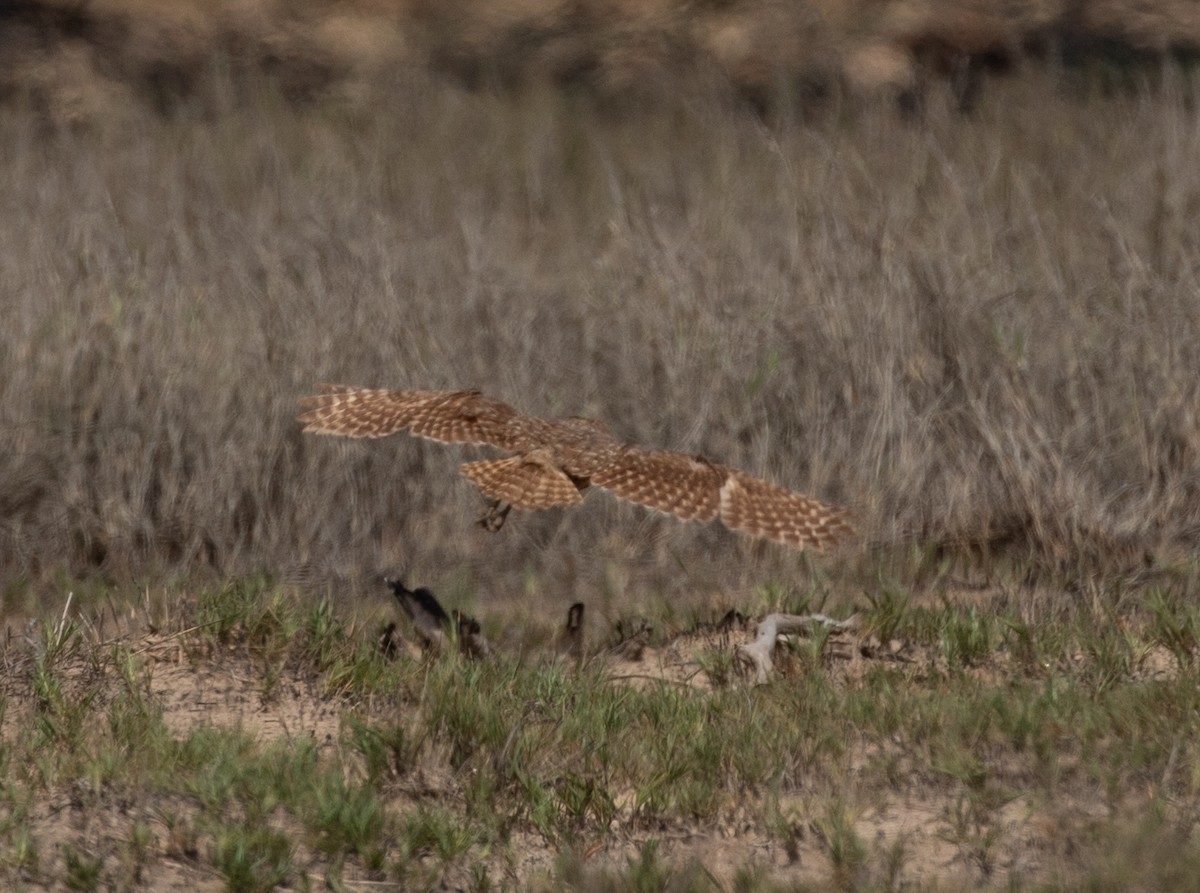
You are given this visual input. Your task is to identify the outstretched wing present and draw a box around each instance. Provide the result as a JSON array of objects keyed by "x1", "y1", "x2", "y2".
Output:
[
  {"x1": 297, "y1": 385, "x2": 530, "y2": 450},
  {"x1": 589, "y1": 448, "x2": 723, "y2": 522},
  {"x1": 591, "y1": 446, "x2": 854, "y2": 550},
  {"x1": 717, "y1": 470, "x2": 855, "y2": 551}
]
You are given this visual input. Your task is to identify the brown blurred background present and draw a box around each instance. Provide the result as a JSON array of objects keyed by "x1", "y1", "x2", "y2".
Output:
[{"x1": 3, "y1": 0, "x2": 1198, "y2": 122}]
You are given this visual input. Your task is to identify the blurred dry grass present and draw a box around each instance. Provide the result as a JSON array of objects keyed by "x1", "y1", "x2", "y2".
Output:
[{"x1": 1, "y1": 64, "x2": 1199, "y2": 608}]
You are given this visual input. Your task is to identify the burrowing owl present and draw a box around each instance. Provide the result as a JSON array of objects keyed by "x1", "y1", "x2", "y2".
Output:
[{"x1": 298, "y1": 385, "x2": 855, "y2": 551}]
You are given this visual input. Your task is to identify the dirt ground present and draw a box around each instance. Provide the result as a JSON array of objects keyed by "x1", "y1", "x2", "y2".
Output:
[{"x1": 3, "y1": 592, "x2": 1160, "y2": 891}]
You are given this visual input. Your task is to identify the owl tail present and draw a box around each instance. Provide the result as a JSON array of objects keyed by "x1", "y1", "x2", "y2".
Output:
[{"x1": 460, "y1": 452, "x2": 585, "y2": 511}]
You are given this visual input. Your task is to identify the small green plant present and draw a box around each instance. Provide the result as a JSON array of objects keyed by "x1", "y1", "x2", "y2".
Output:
[
  {"x1": 940, "y1": 606, "x2": 994, "y2": 669},
  {"x1": 864, "y1": 582, "x2": 909, "y2": 644},
  {"x1": 400, "y1": 805, "x2": 479, "y2": 866},
  {"x1": 624, "y1": 840, "x2": 671, "y2": 892},
  {"x1": 938, "y1": 792, "x2": 1005, "y2": 878},
  {"x1": 1147, "y1": 588, "x2": 1200, "y2": 668},
  {"x1": 878, "y1": 832, "x2": 911, "y2": 892},
  {"x1": 0, "y1": 821, "x2": 39, "y2": 875},
  {"x1": 1001, "y1": 614, "x2": 1039, "y2": 672},
  {"x1": 344, "y1": 716, "x2": 412, "y2": 783},
  {"x1": 193, "y1": 581, "x2": 254, "y2": 642},
  {"x1": 812, "y1": 801, "x2": 866, "y2": 891},
  {"x1": 305, "y1": 773, "x2": 385, "y2": 865},
  {"x1": 31, "y1": 647, "x2": 99, "y2": 765},
  {"x1": 121, "y1": 821, "x2": 155, "y2": 887},
  {"x1": 1078, "y1": 624, "x2": 1149, "y2": 694},
  {"x1": 62, "y1": 844, "x2": 104, "y2": 892},
  {"x1": 693, "y1": 644, "x2": 736, "y2": 688},
  {"x1": 212, "y1": 821, "x2": 294, "y2": 893},
  {"x1": 555, "y1": 771, "x2": 616, "y2": 830}
]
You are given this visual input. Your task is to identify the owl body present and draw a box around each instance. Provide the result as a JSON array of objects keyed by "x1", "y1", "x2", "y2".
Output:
[{"x1": 298, "y1": 385, "x2": 854, "y2": 551}]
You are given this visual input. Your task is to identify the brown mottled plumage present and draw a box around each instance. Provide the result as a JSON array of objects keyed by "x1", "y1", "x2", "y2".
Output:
[{"x1": 297, "y1": 385, "x2": 855, "y2": 550}]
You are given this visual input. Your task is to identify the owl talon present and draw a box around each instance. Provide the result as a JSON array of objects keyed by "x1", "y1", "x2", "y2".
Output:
[{"x1": 478, "y1": 500, "x2": 512, "y2": 532}]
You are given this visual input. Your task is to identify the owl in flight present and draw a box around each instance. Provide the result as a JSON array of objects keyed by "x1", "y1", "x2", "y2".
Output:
[{"x1": 298, "y1": 385, "x2": 855, "y2": 551}]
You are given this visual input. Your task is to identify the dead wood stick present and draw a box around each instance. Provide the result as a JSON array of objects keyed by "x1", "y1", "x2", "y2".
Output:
[{"x1": 738, "y1": 612, "x2": 857, "y2": 684}]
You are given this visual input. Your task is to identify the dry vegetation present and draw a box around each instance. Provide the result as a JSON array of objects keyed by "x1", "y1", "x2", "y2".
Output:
[
  {"x1": 2, "y1": 9, "x2": 1200, "y2": 888},
  {"x1": 2, "y1": 63, "x2": 1199, "y2": 604},
  {"x1": 5, "y1": 573, "x2": 1200, "y2": 890}
]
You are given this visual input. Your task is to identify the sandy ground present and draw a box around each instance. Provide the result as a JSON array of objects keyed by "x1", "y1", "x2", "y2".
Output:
[{"x1": 4, "y1": 593, "x2": 1169, "y2": 890}]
